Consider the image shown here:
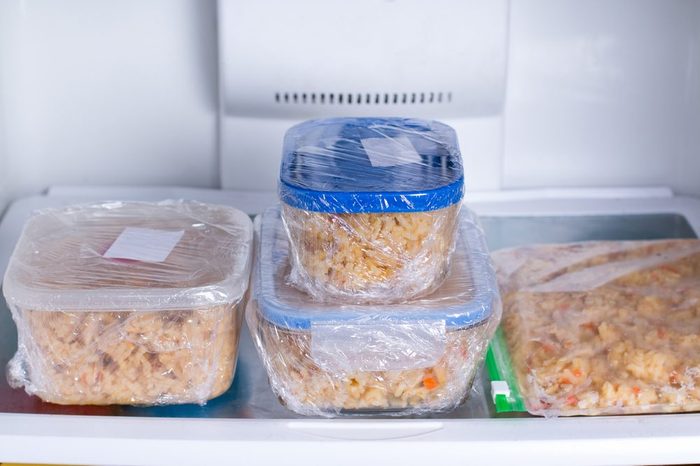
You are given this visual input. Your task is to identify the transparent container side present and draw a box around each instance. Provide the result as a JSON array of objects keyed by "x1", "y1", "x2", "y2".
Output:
[
  {"x1": 8, "y1": 301, "x2": 246, "y2": 406},
  {"x1": 248, "y1": 205, "x2": 501, "y2": 417},
  {"x1": 282, "y1": 204, "x2": 461, "y2": 303},
  {"x1": 2, "y1": 200, "x2": 254, "y2": 405},
  {"x1": 248, "y1": 303, "x2": 497, "y2": 416}
]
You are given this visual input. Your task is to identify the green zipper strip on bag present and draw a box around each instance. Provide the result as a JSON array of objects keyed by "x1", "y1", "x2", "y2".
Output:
[{"x1": 485, "y1": 327, "x2": 527, "y2": 413}]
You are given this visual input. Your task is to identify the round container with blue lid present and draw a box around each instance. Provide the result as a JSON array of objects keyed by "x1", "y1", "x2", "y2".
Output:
[
  {"x1": 279, "y1": 117, "x2": 465, "y2": 303},
  {"x1": 246, "y1": 205, "x2": 501, "y2": 417}
]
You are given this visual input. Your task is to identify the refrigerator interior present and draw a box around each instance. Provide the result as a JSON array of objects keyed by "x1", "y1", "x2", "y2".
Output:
[
  {"x1": 0, "y1": 1, "x2": 700, "y2": 464},
  {"x1": 0, "y1": 0, "x2": 698, "y2": 205},
  {"x1": 1, "y1": 188, "x2": 700, "y2": 466}
]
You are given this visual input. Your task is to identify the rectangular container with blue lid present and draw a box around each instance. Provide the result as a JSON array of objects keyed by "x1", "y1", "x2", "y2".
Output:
[
  {"x1": 279, "y1": 117, "x2": 465, "y2": 303},
  {"x1": 246, "y1": 205, "x2": 501, "y2": 417}
]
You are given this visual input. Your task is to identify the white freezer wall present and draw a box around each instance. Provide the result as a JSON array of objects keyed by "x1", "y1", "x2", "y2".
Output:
[
  {"x1": 504, "y1": 0, "x2": 700, "y2": 195},
  {"x1": 0, "y1": 1, "x2": 15, "y2": 214},
  {"x1": 0, "y1": 0, "x2": 699, "y2": 209},
  {"x1": 0, "y1": 0, "x2": 220, "y2": 212}
]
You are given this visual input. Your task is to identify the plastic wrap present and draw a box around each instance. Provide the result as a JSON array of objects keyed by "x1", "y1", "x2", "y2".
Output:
[
  {"x1": 491, "y1": 239, "x2": 700, "y2": 416},
  {"x1": 247, "y1": 205, "x2": 501, "y2": 417},
  {"x1": 278, "y1": 117, "x2": 464, "y2": 303},
  {"x1": 2, "y1": 200, "x2": 254, "y2": 405}
]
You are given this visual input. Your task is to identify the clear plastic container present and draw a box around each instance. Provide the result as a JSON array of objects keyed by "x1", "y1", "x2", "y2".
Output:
[
  {"x1": 247, "y1": 205, "x2": 501, "y2": 417},
  {"x1": 279, "y1": 117, "x2": 464, "y2": 304},
  {"x1": 2, "y1": 200, "x2": 254, "y2": 406},
  {"x1": 492, "y1": 239, "x2": 700, "y2": 416}
]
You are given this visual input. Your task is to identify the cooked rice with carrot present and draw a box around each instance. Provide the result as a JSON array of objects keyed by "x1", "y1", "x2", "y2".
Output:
[
  {"x1": 250, "y1": 305, "x2": 492, "y2": 415},
  {"x1": 494, "y1": 239, "x2": 700, "y2": 416},
  {"x1": 9, "y1": 305, "x2": 241, "y2": 405}
]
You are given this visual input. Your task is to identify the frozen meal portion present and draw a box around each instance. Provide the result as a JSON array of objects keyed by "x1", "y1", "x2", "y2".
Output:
[
  {"x1": 279, "y1": 117, "x2": 464, "y2": 303},
  {"x1": 493, "y1": 239, "x2": 700, "y2": 416},
  {"x1": 247, "y1": 205, "x2": 501, "y2": 417},
  {"x1": 2, "y1": 200, "x2": 254, "y2": 405}
]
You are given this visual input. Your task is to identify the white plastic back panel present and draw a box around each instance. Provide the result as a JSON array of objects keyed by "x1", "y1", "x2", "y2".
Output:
[
  {"x1": 220, "y1": 0, "x2": 508, "y2": 119},
  {"x1": 0, "y1": 1, "x2": 20, "y2": 213},
  {"x1": 0, "y1": 0, "x2": 219, "y2": 205},
  {"x1": 503, "y1": 0, "x2": 700, "y2": 195},
  {"x1": 219, "y1": 0, "x2": 509, "y2": 191},
  {"x1": 677, "y1": 59, "x2": 700, "y2": 196},
  {"x1": 0, "y1": 0, "x2": 698, "y2": 202}
]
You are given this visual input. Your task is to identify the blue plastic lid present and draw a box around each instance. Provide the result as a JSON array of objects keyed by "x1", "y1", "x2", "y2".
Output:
[
  {"x1": 253, "y1": 205, "x2": 498, "y2": 331},
  {"x1": 279, "y1": 118, "x2": 464, "y2": 214}
]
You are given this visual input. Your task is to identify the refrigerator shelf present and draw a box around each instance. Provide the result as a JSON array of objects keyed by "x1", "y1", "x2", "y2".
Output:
[{"x1": 1, "y1": 188, "x2": 699, "y2": 466}]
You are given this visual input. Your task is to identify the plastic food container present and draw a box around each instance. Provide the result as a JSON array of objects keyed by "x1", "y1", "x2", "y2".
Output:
[
  {"x1": 490, "y1": 239, "x2": 700, "y2": 416},
  {"x1": 279, "y1": 117, "x2": 464, "y2": 303},
  {"x1": 3, "y1": 200, "x2": 254, "y2": 406},
  {"x1": 247, "y1": 205, "x2": 500, "y2": 417}
]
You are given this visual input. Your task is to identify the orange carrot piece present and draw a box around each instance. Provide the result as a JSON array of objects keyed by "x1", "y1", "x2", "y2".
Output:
[
  {"x1": 423, "y1": 376, "x2": 439, "y2": 390},
  {"x1": 580, "y1": 322, "x2": 596, "y2": 332}
]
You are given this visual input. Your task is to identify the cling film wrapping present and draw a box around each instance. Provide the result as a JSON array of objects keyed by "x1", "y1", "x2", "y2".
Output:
[
  {"x1": 492, "y1": 239, "x2": 700, "y2": 416},
  {"x1": 247, "y1": 205, "x2": 501, "y2": 417},
  {"x1": 281, "y1": 204, "x2": 461, "y2": 304},
  {"x1": 10, "y1": 306, "x2": 242, "y2": 406},
  {"x1": 248, "y1": 309, "x2": 494, "y2": 416},
  {"x1": 278, "y1": 117, "x2": 464, "y2": 303},
  {"x1": 2, "y1": 200, "x2": 253, "y2": 405}
]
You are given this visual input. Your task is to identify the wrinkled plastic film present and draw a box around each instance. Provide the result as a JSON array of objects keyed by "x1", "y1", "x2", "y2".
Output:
[
  {"x1": 282, "y1": 204, "x2": 461, "y2": 303},
  {"x1": 249, "y1": 306, "x2": 495, "y2": 416},
  {"x1": 493, "y1": 239, "x2": 700, "y2": 416},
  {"x1": 310, "y1": 320, "x2": 447, "y2": 373},
  {"x1": 247, "y1": 206, "x2": 502, "y2": 417},
  {"x1": 279, "y1": 118, "x2": 464, "y2": 303},
  {"x1": 8, "y1": 305, "x2": 243, "y2": 405},
  {"x1": 4, "y1": 200, "x2": 253, "y2": 311},
  {"x1": 3, "y1": 200, "x2": 254, "y2": 405},
  {"x1": 279, "y1": 118, "x2": 464, "y2": 214}
]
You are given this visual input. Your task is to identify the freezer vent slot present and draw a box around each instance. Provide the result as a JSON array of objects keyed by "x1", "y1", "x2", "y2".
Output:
[{"x1": 274, "y1": 91, "x2": 453, "y2": 105}]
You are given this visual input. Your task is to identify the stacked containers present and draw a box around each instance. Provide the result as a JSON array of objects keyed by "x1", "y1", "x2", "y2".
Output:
[
  {"x1": 248, "y1": 206, "x2": 501, "y2": 415},
  {"x1": 249, "y1": 117, "x2": 502, "y2": 416},
  {"x1": 3, "y1": 201, "x2": 253, "y2": 405}
]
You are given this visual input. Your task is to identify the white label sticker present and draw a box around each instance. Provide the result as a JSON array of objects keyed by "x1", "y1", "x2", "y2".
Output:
[
  {"x1": 361, "y1": 135, "x2": 423, "y2": 168},
  {"x1": 104, "y1": 227, "x2": 184, "y2": 262}
]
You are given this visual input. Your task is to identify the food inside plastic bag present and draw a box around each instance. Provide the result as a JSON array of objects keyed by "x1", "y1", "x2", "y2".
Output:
[
  {"x1": 492, "y1": 239, "x2": 700, "y2": 416},
  {"x1": 279, "y1": 117, "x2": 464, "y2": 303},
  {"x1": 3, "y1": 200, "x2": 253, "y2": 405},
  {"x1": 247, "y1": 205, "x2": 501, "y2": 417}
]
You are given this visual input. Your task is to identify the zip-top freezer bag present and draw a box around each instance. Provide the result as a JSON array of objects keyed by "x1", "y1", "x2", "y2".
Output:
[
  {"x1": 2, "y1": 200, "x2": 254, "y2": 406},
  {"x1": 247, "y1": 205, "x2": 500, "y2": 417},
  {"x1": 489, "y1": 239, "x2": 700, "y2": 416},
  {"x1": 279, "y1": 117, "x2": 464, "y2": 304}
]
